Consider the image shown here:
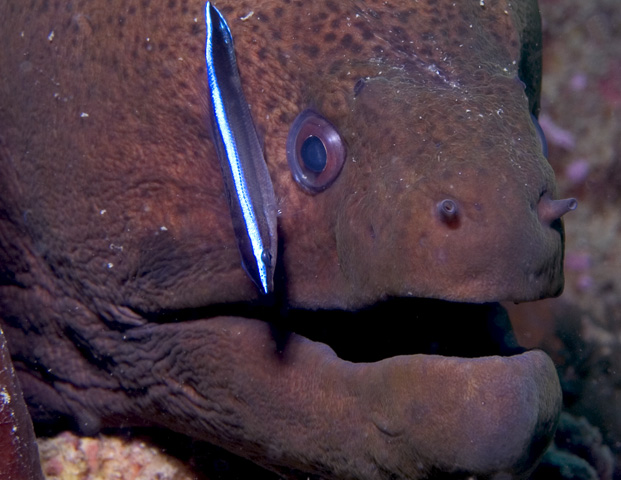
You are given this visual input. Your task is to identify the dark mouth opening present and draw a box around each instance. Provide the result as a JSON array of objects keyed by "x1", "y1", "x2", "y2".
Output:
[
  {"x1": 278, "y1": 298, "x2": 525, "y2": 361},
  {"x1": 147, "y1": 297, "x2": 525, "y2": 362}
]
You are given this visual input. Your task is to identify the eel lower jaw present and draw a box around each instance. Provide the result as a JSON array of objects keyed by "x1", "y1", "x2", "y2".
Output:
[
  {"x1": 223, "y1": 297, "x2": 561, "y2": 478},
  {"x1": 266, "y1": 298, "x2": 562, "y2": 477},
  {"x1": 133, "y1": 298, "x2": 561, "y2": 478}
]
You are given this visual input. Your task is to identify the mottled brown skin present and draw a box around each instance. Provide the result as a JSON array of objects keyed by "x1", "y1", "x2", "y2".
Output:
[{"x1": 0, "y1": 0, "x2": 566, "y2": 479}]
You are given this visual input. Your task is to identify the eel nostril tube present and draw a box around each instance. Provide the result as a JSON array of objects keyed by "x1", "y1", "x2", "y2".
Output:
[{"x1": 538, "y1": 196, "x2": 578, "y2": 224}]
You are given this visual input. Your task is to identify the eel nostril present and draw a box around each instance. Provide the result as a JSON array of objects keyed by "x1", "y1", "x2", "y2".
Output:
[
  {"x1": 538, "y1": 196, "x2": 578, "y2": 224},
  {"x1": 437, "y1": 199, "x2": 460, "y2": 228}
]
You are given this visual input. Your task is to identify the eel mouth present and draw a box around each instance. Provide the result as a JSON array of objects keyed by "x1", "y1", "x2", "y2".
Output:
[
  {"x1": 154, "y1": 297, "x2": 525, "y2": 362},
  {"x1": 280, "y1": 299, "x2": 524, "y2": 362}
]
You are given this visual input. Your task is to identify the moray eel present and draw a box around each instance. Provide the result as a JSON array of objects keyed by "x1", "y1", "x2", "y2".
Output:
[{"x1": 0, "y1": 0, "x2": 575, "y2": 478}]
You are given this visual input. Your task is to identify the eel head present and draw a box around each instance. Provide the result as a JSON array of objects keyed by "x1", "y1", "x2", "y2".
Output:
[{"x1": 0, "y1": 1, "x2": 572, "y2": 479}]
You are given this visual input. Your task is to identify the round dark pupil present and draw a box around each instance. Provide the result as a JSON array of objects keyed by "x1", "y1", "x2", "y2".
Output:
[{"x1": 300, "y1": 135, "x2": 327, "y2": 173}]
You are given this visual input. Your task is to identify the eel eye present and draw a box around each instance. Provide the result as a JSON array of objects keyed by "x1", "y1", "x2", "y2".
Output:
[
  {"x1": 286, "y1": 109, "x2": 346, "y2": 193},
  {"x1": 300, "y1": 135, "x2": 327, "y2": 173},
  {"x1": 530, "y1": 113, "x2": 548, "y2": 159}
]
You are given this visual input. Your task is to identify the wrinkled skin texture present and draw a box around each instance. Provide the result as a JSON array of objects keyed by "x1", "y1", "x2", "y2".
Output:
[{"x1": 0, "y1": 0, "x2": 567, "y2": 479}]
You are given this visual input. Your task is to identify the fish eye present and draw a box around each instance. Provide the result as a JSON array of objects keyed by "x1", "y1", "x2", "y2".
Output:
[
  {"x1": 530, "y1": 113, "x2": 548, "y2": 159},
  {"x1": 286, "y1": 109, "x2": 346, "y2": 193}
]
